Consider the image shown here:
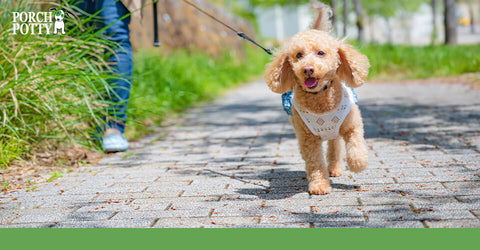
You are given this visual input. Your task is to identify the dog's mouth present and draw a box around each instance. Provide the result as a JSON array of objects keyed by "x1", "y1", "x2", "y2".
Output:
[{"x1": 304, "y1": 78, "x2": 319, "y2": 89}]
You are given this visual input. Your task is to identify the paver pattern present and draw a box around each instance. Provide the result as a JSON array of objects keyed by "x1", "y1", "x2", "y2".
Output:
[{"x1": 1, "y1": 80, "x2": 479, "y2": 228}]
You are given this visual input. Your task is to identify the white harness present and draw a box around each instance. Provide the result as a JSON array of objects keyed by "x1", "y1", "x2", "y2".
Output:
[{"x1": 291, "y1": 82, "x2": 354, "y2": 140}]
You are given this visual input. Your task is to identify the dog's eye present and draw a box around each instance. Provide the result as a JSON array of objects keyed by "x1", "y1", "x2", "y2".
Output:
[
  {"x1": 317, "y1": 51, "x2": 325, "y2": 56},
  {"x1": 296, "y1": 52, "x2": 303, "y2": 59}
]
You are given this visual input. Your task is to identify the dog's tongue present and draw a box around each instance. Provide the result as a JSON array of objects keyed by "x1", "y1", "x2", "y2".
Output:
[{"x1": 304, "y1": 78, "x2": 318, "y2": 88}]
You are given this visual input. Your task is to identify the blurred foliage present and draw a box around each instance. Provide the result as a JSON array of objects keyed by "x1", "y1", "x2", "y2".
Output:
[
  {"x1": 125, "y1": 45, "x2": 271, "y2": 139},
  {"x1": 247, "y1": 0, "x2": 426, "y2": 17},
  {"x1": 358, "y1": 43, "x2": 480, "y2": 80},
  {"x1": 212, "y1": 0, "x2": 260, "y2": 30},
  {"x1": 363, "y1": 0, "x2": 427, "y2": 18},
  {"x1": 248, "y1": 0, "x2": 312, "y2": 6}
]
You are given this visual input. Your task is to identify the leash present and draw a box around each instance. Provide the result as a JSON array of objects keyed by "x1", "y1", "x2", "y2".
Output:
[
  {"x1": 152, "y1": 0, "x2": 271, "y2": 54},
  {"x1": 182, "y1": 0, "x2": 272, "y2": 55}
]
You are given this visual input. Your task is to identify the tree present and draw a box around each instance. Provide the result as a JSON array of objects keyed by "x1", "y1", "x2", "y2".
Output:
[
  {"x1": 330, "y1": 0, "x2": 338, "y2": 34},
  {"x1": 431, "y1": 0, "x2": 438, "y2": 44},
  {"x1": 353, "y1": 0, "x2": 365, "y2": 42},
  {"x1": 343, "y1": 0, "x2": 348, "y2": 36},
  {"x1": 469, "y1": 3, "x2": 475, "y2": 34},
  {"x1": 444, "y1": 0, "x2": 458, "y2": 45}
]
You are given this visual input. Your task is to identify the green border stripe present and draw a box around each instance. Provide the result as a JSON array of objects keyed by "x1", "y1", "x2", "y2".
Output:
[{"x1": 1, "y1": 228, "x2": 480, "y2": 249}]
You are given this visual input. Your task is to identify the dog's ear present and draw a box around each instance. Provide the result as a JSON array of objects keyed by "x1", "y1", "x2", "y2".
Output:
[
  {"x1": 337, "y1": 44, "x2": 370, "y2": 88},
  {"x1": 264, "y1": 50, "x2": 295, "y2": 94}
]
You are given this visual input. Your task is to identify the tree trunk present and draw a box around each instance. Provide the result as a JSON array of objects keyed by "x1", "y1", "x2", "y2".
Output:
[
  {"x1": 444, "y1": 0, "x2": 457, "y2": 45},
  {"x1": 330, "y1": 0, "x2": 337, "y2": 35},
  {"x1": 343, "y1": 0, "x2": 348, "y2": 37},
  {"x1": 353, "y1": 0, "x2": 364, "y2": 43},
  {"x1": 431, "y1": 0, "x2": 438, "y2": 44},
  {"x1": 368, "y1": 15, "x2": 375, "y2": 42},
  {"x1": 469, "y1": 6, "x2": 475, "y2": 34},
  {"x1": 385, "y1": 17, "x2": 392, "y2": 43}
]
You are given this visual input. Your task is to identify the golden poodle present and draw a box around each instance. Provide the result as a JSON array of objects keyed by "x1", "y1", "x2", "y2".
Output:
[{"x1": 263, "y1": 4, "x2": 370, "y2": 195}]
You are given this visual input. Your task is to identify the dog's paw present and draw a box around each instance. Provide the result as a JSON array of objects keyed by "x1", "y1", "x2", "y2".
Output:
[
  {"x1": 329, "y1": 167, "x2": 343, "y2": 177},
  {"x1": 308, "y1": 180, "x2": 331, "y2": 195},
  {"x1": 346, "y1": 144, "x2": 368, "y2": 173},
  {"x1": 347, "y1": 154, "x2": 368, "y2": 173}
]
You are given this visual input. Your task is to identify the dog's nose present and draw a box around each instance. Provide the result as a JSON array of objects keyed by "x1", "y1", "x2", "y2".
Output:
[{"x1": 303, "y1": 66, "x2": 314, "y2": 77}]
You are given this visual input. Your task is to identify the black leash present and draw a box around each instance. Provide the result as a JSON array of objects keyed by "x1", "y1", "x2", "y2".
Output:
[
  {"x1": 182, "y1": 0, "x2": 272, "y2": 55},
  {"x1": 152, "y1": 0, "x2": 272, "y2": 54}
]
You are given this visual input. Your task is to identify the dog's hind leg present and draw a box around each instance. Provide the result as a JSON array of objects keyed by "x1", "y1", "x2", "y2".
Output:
[{"x1": 327, "y1": 138, "x2": 343, "y2": 177}]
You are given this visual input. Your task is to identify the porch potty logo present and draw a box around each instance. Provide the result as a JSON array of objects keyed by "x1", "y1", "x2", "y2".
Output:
[{"x1": 12, "y1": 8, "x2": 66, "y2": 35}]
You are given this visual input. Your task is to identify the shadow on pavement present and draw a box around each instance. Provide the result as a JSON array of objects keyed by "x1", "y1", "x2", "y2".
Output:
[{"x1": 361, "y1": 98, "x2": 480, "y2": 151}]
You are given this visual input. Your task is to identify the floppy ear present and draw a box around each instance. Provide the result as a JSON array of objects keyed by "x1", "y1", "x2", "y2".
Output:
[
  {"x1": 264, "y1": 51, "x2": 295, "y2": 94},
  {"x1": 337, "y1": 44, "x2": 370, "y2": 88}
]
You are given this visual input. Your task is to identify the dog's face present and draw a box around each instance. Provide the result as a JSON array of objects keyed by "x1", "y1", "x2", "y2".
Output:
[
  {"x1": 286, "y1": 30, "x2": 340, "y2": 93},
  {"x1": 264, "y1": 30, "x2": 370, "y2": 94},
  {"x1": 55, "y1": 10, "x2": 64, "y2": 22}
]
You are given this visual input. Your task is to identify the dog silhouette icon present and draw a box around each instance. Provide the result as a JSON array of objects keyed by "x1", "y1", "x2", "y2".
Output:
[{"x1": 52, "y1": 9, "x2": 65, "y2": 34}]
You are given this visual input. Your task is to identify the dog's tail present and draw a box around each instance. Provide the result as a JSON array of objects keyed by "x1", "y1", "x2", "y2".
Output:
[{"x1": 310, "y1": 1, "x2": 333, "y2": 33}]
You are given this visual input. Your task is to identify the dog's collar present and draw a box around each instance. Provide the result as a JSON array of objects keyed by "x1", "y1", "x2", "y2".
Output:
[{"x1": 305, "y1": 80, "x2": 333, "y2": 95}]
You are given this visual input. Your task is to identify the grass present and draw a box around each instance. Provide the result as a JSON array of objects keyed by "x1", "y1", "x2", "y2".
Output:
[
  {"x1": 358, "y1": 43, "x2": 480, "y2": 80},
  {"x1": 0, "y1": 0, "x2": 271, "y2": 169},
  {"x1": 0, "y1": 0, "x2": 118, "y2": 168},
  {"x1": 47, "y1": 171, "x2": 64, "y2": 182},
  {"x1": 1, "y1": 178, "x2": 9, "y2": 191},
  {"x1": 125, "y1": 46, "x2": 271, "y2": 139}
]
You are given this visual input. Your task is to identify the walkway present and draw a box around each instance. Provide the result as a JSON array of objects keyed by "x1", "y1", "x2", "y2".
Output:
[{"x1": 1, "y1": 80, "x2": 479, "y2": 228}]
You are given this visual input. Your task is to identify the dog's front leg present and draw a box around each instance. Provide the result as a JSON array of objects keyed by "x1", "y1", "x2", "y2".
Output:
[
  {"x1": 295, "y1": 132, "x2": 331, "y2": 195},
  {"x1": 340, "y1": 105, "x2": 368, "y2": 173},
  {"x1": 291, "y1": 115, "x2": 331, "y2": 194}
]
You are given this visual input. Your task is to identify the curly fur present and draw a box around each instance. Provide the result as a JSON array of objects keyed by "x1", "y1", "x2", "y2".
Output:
[{"x1": 264, "y1": 4, "x2": 370, "y2": 195}]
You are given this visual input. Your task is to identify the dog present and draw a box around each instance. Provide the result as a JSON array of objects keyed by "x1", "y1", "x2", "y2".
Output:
[
  {"x1": 264, "y1": 3, "x2": 370, "y2": 195},
  {"x1": 53, "y1": 9, "x2": 65, "y2": 34}
]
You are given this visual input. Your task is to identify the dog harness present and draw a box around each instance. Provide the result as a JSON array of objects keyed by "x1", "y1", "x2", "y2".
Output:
[{"x1": 285, "y1": 82, "x2": 356, "y2": 140}]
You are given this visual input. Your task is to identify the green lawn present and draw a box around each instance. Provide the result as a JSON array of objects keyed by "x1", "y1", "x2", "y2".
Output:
[{"x1": 359, "y1": 43, "x2": 480, "y2": 80}]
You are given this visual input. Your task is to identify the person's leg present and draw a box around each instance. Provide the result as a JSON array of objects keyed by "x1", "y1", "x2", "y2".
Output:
[
  {"x1": 76, "y1": 0, "x2": 132, "y2": 151},
  {"x1": 96, "y1": 0, "x2": 133, "y2": 136}
]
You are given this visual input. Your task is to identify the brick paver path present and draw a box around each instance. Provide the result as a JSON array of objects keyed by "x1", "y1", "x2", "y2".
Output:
[{"x1": 1, "y1": 80, "x2": 479, "y2": 228}]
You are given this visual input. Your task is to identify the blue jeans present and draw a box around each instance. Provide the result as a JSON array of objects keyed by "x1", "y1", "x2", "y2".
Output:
[{"x1": 77, "y1": 0, "x2": 133, "y2": 135}]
